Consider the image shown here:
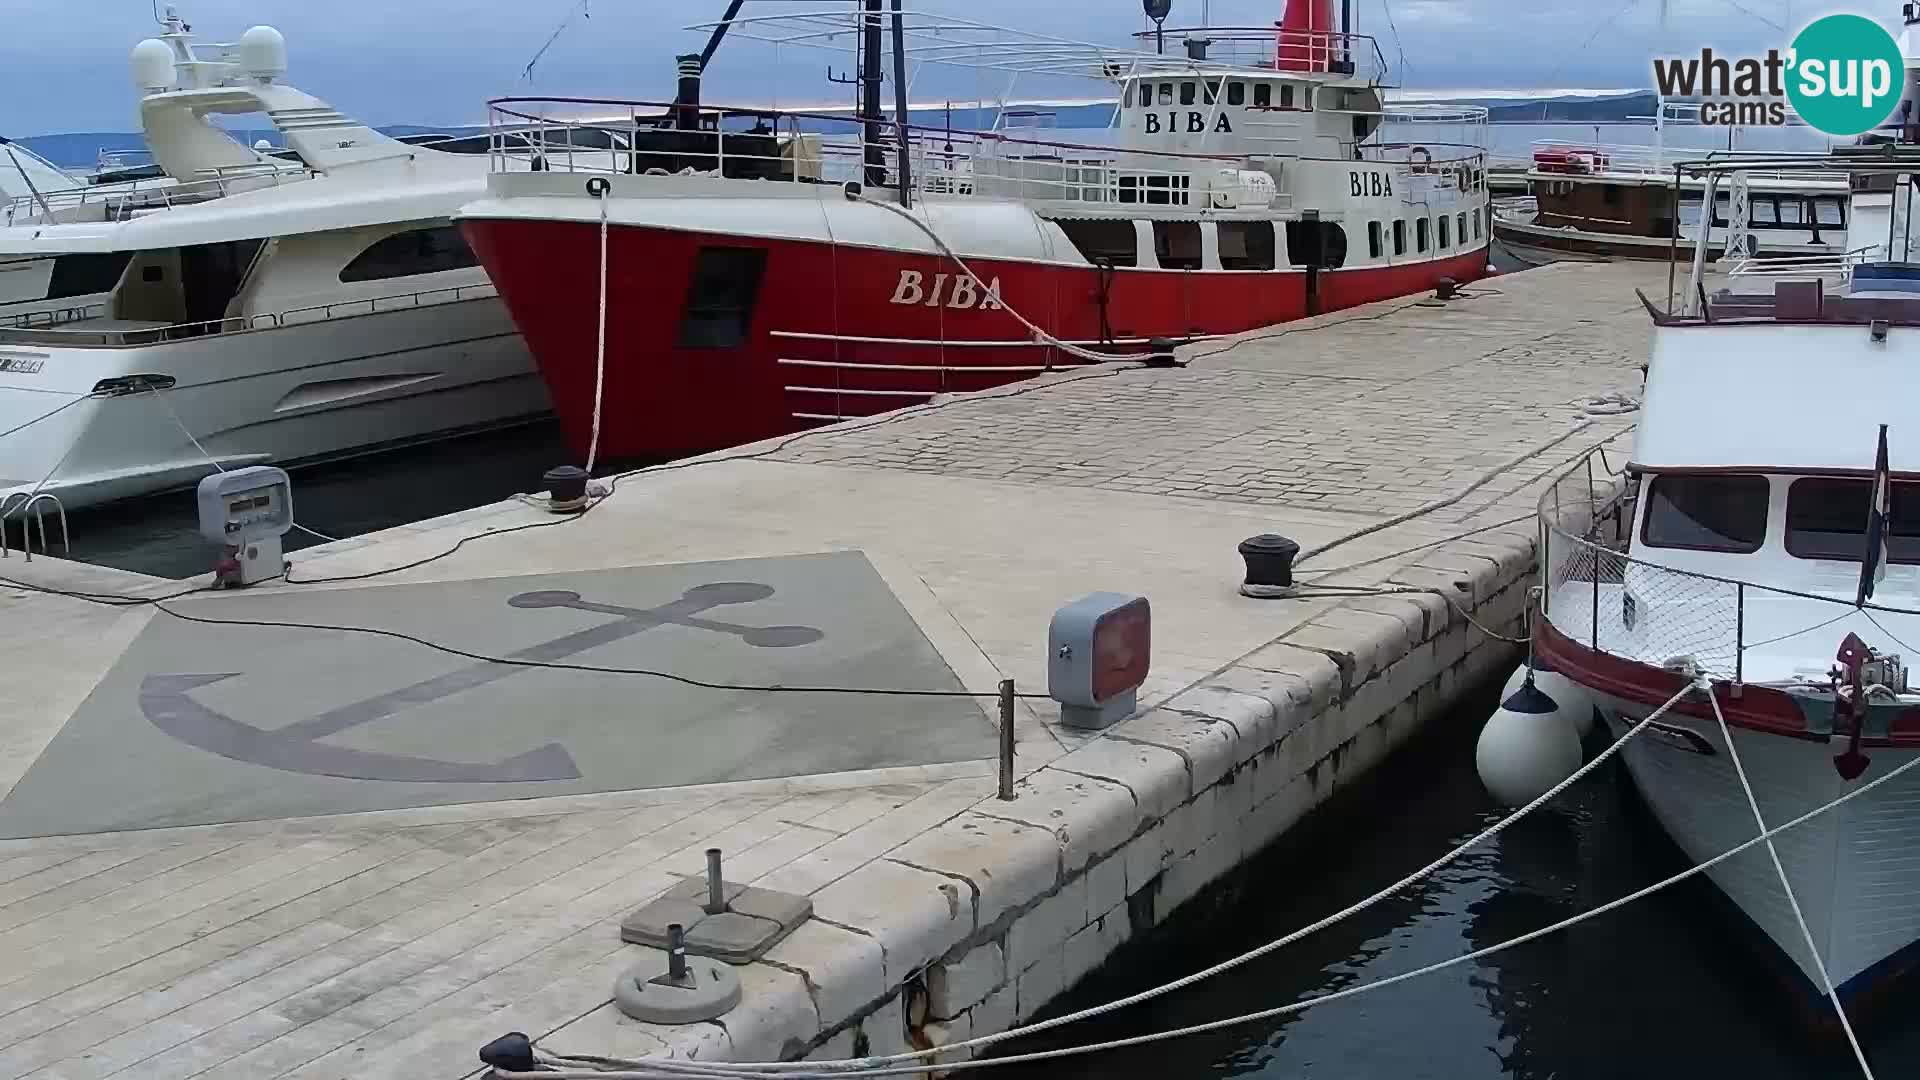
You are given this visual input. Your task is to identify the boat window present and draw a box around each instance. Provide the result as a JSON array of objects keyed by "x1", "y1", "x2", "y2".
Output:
[
  {"x1": 1641, "y1": 473, "x2": 1769, "y2": 553},
  {"x1": 1203, "y1": 79, "x2": 1220, "y2": 105},
  {"x1": 46, "y1": 253, "x2": 134, "y2": 300},
  {"x1": 1158, "y1": 83, "x2": 1174, "y2": 106},
  {"x1": 1392, "y1": 219, "x2": 1406, "y2": 255},
  {"x1": 1416, "y1": 218, "x2": 1430, "y2": 253},
  {"x1": 1116, "y1": 173, "x2": 1191, "y2": 206},
  {"x1": 1153, "y1": 221, "x2": 1203, "y2": 270},
  {"x1": 1217, "y1": 221, "x2": 1276, "y2": 269},
  {"x1": 1285, "y1": 220, "x2": 1347, "y2": 269},
  {"x1": 1750, "y1": 198, "x2": 1779, "y2": 225},
  {"x1": 1180, "y1": 82, "x2": 1197, "y2": 106},
  {"x1": 1473, "y1": 209, "x2": 1482, "y2": 239},
  {"x1": 1280, "y1": 84, "x2": 1295, "y2": 109},
  {"x1": 1458, "y1": 212, "x2": 1469, "y2": 245},
  {"x1": 1777, "y1": 198, "x2": 1805, "y2": 225},
  {"x1": 1253, "y1": 84, "x2": 1271, "y2": 108},
  {"x1": 1785, "y1": 478, "x2": 1920, "y2": 563},
  {"x1": 340, "y1": 226, "x2": 479, "y2": 283},
  {"x1": 1815, "y1": 198, "x2": 1845, "y2": 226},
  {"x1": 1228, "y1": 82, "x2": 1245, "y2": 106},
  {"x1": 1137, "y1": 82, "x2": 1152, "y2": 108},
  {"x1": 1438, "y1": 215, "x2": 1450, "y2": 248},
  {"x1": 1368, "y1": 221, "x2": 1384, "y2": 259},
  {"x1": 1056, "y1": 219, "x2": 1137, "y2": 267},
  {"x1": 676, "y1": 246, "x2": 766, "y2": 349},
  {"x1": 1602, "y1": 186, "x2": 1623, "y2": 206}
]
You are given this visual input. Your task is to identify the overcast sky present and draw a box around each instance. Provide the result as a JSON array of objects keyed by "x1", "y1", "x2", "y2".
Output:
[{"x1": 0, "y1": 0, "x2": 1891, "y2": 135}]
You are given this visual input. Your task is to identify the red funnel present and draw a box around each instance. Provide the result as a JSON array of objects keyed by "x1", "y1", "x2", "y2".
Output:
[{"x1": 1275, "y1": 0, "x2": 1335, "y2": 72}]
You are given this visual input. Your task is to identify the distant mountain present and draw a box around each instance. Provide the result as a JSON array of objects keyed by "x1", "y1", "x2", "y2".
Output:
[{"x1": 1481, "y1": 92, "x2": 1660, "y2": 123}]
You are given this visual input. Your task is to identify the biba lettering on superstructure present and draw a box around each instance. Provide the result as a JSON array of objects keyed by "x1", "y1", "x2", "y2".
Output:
[{"x1": 454, "y1": 0, "x2": 1492, "y2": 463}]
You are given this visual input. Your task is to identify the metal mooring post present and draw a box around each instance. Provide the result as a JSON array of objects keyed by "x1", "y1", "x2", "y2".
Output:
[
  {"x1": 704, "y1": 848, "x2": 725, "y2": 915},
  {"x1": 998, "y1": 678, "x2": 1016, "y2": 800},
  {"x1": 666, "y1": 922, "x2": 689, "y2": 982}
]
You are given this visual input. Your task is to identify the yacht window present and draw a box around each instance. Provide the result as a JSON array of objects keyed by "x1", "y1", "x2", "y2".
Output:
[
  {"x1": 181, "y1": 239, "x2": 265, "y2": 330},
  {"x1": 1367, "y1": 221, "x2": 1384, "y2": 259},
  {"x1": 1056, "y1": 218, "x2": 1138, "y2": 267},
  {"x1": 1180, "y1": 82, "x2": 1197, "y2": 106},
  {"x1": 1785, "y1": 478, "x2": 1920, "y2": 562},
  {"x1": 1280, "y1": 84, "x2": 1295, "y2": 108},
  {"x1": 1776, "y1": 198, "x2": 1805, "y2": 225},
  {"x1": 1253, "y1": 84, "x2": 1271, "y2": 108},
  {"x1": 1158, "y1": 83, "x2": 1174, "y2": 106},
  {"x1": 1218, "y1": 221, "x2": 1276, "y2": 269},
  {"x1": 1438, "y1": 215, "x2": 1450, "y2": 248},
  {"x1": 1641, "y1": 473, "x2": 1769, "y2": 553},
  {"x1": 1815, "y1": 198, "x2": 1846, "y2": 226},
  {"x1": 1392, "y1": 219, "x2": 1406, "y2": 255},
  {"x1": 1228, "y1": 82, "x2": 1245, "y2": 106},
  {"x1": 1416, "y1": 218, "x2": 1430, "y2": 252},
  {"x1": 1153, "y1": 221, "x2": 1203, "y2": 270},
  {"x1": 340, "y1": 226, "x2": 479, "y2": 283},
  {"x1": 46, "y1": 253, "x2": 134, "y2": 300},
  {"x1": 1285, "y1": 220, "x2": 1347, "y2": 269},
  {"x1": 1138, "y1": 82, "x2": 1152, "y2": 108},
  {"x1": 676, "y1": 246, "x2": 766, "y2": 348}
]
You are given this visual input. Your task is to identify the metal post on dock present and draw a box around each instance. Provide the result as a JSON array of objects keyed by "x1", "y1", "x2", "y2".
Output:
[
  {"x1": 666, "y1": 922, "x2": 689, "y2": 982},
  {"x1": 704, "y1": 848, "x2": 725, "y2": 914},
  {"x1": 1734, "y1": 583, "x2": 1745, "y2": 687},
  {"x1": 998, "y1": 678, "x2": 1016, "y2": 800}
]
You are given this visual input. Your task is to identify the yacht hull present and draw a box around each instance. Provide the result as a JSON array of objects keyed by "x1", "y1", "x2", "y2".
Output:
[{"x1": 0, "y1": 295, "x2": 547, "y2": 510}]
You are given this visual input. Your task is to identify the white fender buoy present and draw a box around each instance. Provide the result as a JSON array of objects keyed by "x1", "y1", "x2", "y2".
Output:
[
  {"x1": 1476, "y1": 675, "x2": 1584, "y2": 807},
  {"x1": 1501, "y1": 662, "x2": 1595, "y2": 738}
]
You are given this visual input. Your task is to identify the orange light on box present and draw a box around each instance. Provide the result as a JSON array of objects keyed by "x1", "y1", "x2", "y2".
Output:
[{"x1": 1049, "y1": 593, "x2": 1151, "y2": 729}]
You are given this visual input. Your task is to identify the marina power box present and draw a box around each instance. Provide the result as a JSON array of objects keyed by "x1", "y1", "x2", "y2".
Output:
[
  {"x1": 197, "y1": 466, "x2": 293, "y2": 586},
  {"x1": 1048, "y1": 592, "x2": 1150, "y2": 729}
]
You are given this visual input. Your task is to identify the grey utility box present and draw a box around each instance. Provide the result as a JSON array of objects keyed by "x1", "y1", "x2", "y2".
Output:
[{"x1": 1047, "y1": 592, "x2": 1150, "y2": 729}]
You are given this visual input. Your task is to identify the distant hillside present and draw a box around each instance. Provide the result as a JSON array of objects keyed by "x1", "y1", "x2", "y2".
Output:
[{"x1": 16, "y1": 92, "x2": 1664, "y2": 170}]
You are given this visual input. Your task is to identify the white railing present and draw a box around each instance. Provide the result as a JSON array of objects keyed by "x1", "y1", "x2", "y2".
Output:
[
  {"x1": 2, "y1": 162, "x2": 311, "y2": 227},
  {"x1": 1125, "y1": 27, "x2": 1394, "y2": 85},
  {"x1": 1526, "y1": 139, "x2": 1846, "y2": 187},
  {"x1": 1723, "y1": 244, "x2": 1879, "y2": 279},
  {"x1": 0, "y1": 282, "x2": 497, "y2": 347}
]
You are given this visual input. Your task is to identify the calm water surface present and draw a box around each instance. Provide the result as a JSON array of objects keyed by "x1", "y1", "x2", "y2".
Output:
[{"x1": 994, "y1": 690, "x2": 1920, "y2": 1079}]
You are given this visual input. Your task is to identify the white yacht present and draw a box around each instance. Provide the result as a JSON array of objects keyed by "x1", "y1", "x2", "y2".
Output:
[{"x1": 0, "y1": 11, "x2": 550, "y2": 510}]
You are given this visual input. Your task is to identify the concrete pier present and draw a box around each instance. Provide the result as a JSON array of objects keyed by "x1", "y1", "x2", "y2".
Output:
[{"x1": 0, "y1": 262, "x2": 1659, "y2": 1079}]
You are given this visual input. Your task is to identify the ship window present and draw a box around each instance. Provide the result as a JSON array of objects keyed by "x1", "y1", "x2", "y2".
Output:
[
  {"x1": 1367, "y1": 221, "x2": 1383, "y2": 259},
  {"x1": 1815, "y1": 197, "x2": 1846, "y2": 225},
  {"x1": 1285, "y1": 220, "x2": 1347, "y2": 269},
  {"x1": 1158, "y1": 83, "x2": 1174, "y2": 105},
  {"x1": 1438, "y1": 215, "x2": 1450, "y2": 248},
  {"x1": 1777, "y1": 198, "x2": 1805, "y2": 225},
  {"x1": 1253, "y1": 84, "x2": 1271, "y2": 108},
  {"x1": 1138, "y1": 82, "x2": 1152, "y2": 108},
  {"x1": 46, "y1": 252, "x2": 134, "y2": 300},
  {"x1": 1392, "y1": 219, "x2": 1406, "y2": 255},
  {"x1": 1473, "y1": 209, "x2": 1483, "y2": 239},
  {"x1": 1458, "y1": 212, "x2": 1469, "y2": 244},
  {"x1": 1785, "y1": 478, "x2": 1920, "y2": 563},
  {"x1": 675, "y1": 246, "x2": 766, "y2": 349},
  {"x1": 1153, "y1": 221, "x2": 1202, "y2": 270},
  {"x1": 1180, "y1": 82, "x2": 1197, "y2": 106},
  {"x1": 1203, "y1": 79, "x2": 1220, "y2": 105},
  {"x1": 1751, "y1": 198, "x2": 1779, "y2": 225},
  {"x1": 1416, "y1": 218, "x2": 1430, "y2": 252},
  {"x1": 1641, "y1": 473, "x2": 1768, "y2": 553},
  {"x1": 1218, "y1": 221, "x2": 1275, "y2": 269},
  {"x1": 1602, "y1": 185, "x2": 1623, "y2": 206},
  {"x1": 1280, "y1": 84, "x2": 1295, "y2": 108},
  {"x1": 1056, "y1": 218, "x2": 1137, "y2": 267},
  {"x1": 1228, "y1": 82, "x2": 1245, "y2": 106},
  {"x1": 340, "y1": 225, "x2": 478, "y2": 283}
]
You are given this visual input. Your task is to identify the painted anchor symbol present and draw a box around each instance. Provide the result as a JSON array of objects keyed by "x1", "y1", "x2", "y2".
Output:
[{"x1": 138, "y1": 582, "x2": 825, "y2": 784}]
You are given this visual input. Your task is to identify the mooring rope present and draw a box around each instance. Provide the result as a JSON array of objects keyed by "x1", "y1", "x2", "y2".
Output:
[
  {"x1": 586, "y1": 178, "x2": 612, "y2": 474},
  {"x1": 1704, "y1": 683, "x2": 1877, "y2": 1080}
]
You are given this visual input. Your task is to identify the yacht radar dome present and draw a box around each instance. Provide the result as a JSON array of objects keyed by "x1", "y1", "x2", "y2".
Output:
[
  {"x1": 130, "y1": 38, "x2": 176, "y2": 94},
  {"x1": 237, "y1": 25, "x2": 286, "y2": 84}
]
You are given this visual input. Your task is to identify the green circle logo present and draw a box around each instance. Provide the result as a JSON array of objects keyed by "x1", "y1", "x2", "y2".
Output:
[{"x1": 1786, "y1": 13, "x2": 1906, "y2": 136}]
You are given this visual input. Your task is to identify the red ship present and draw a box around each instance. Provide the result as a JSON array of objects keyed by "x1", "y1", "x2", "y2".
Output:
[{"x1": 457, "y1": 1, "x2": 1492, "y2": 464}]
